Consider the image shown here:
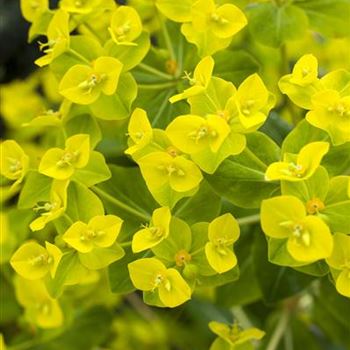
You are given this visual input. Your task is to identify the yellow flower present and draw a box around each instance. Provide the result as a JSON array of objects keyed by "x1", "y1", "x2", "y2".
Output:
[
  {"x1": 205, "y1": 214, "x2": 240, "y2": 274},
  {"x1": 63, "y1": 215, "x2": 123, "y2": 253},
  {"x1": 15, "y1": 276, "x2": 63, "y2": 328},
  {"x1": 39, "y1": 134, "x2": 90, "y2": 180},
  {"x1": 289, "y1": 54, "x2": 319, "y2": 86},
  {"x1": 11, "y1": 241, "x2": 62, "y2": 280},
  {"x1": 306, "y1": 90, "x2": 350, "y2": 145},
  {"x1": 109, "y1": 6, "x2": 143, "y2": 45},
  {"x1": 21, "y1": 0, "x2": 48, "y2": 22},
  {"x1": 191, "y1": 0, "x2": 247, "y2": 39},
  {"x1": 326, "y1": 233, "x2": 350, "y2": 298},
  {"x1": 128, "y1": 257, "x2": 191, "y2": 307},
  {"x1": 265, "y1": 142, "x2": 329, "y2": 182},
  {"x1": 132, "y1": 207, "x2": 171, "y2": 253},
  {"x1": 138, "y1": 151, "x2": 203, "y2": 193},
  {"x1": 261, "y1": 195, "x2": 333, "y2": 263},
  {"x1": 35, "y1": 10, "x2": 70, "y2": 67},
  {"x1": 59, "y1": 56, "x2": 123, "y2": 105},
  {"x1": 0, "y1": 140, "x2": 29, "y2": 189},
  {"x1": 169, "y1": 56, "x2": 214, "y2": 103},
  {"x1": 125, "y1": 108, "x2": 153, "y2": 156}
]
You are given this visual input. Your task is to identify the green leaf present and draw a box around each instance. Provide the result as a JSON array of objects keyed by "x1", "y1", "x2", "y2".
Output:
[
  {"x1": 65, "y1": 113, "x2": 102, "y2": 149},
  {"x1": 108, "y1": 247, "x2": 138, "y2": 294},
  {"x1": 205, "y1": 132, "x2": 281, "y2": 208},
  {"x1": 73, "y1": 151, "x2": 111, "y2": 187},
  {"x1": 248, "y1": 3, "x2": 309, "y2": 47},
  {"x1": 213, "y1": 50, "x2": 260, "y2": 86},
  {"x1": 174, "y1": 181, "x2": 221, "y2": 225},
  {"x1": 253, "y1": 230, "x2": 313, "y2": 304},
  {"x1": 282, "y1": 120, "x2": 350, "y2": 176},
  {"x1": 295, "y1": 0, "x2": 350, "y2": 37},
  {"x1": 18, "y1": 171, "x2": 52, "y2": 209},
  {"x1": 89, "y1": 73, "x2": 138, "y2": 120},
  {"x1": 66, "y1": 181, "x2": 104, "y2": 222}
]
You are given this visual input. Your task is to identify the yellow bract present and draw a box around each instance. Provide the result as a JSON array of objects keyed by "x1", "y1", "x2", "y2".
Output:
[
  {"x1": 59, "y1": 56, "x2": 123, "y2": 105},
  {"x1": 109, "y1": 6, "x2": 142, "y2": 45},
  {"x1": 306, "y1": 90, "x2": 350, "y2": 145},
  {"x1": 205, "y1": 214, "x2": 240, "y2": 274},
  {"x1": 233, "y1": 73, "x2": 275, "y2": 130},
  {"x1": 39, "y1": 134, "x2": 90, "y2": 180},
  {"x1": 132, "y1": 207, "x2": 171, "y2": 253},
  {"x1": 60, "y1": 0, "x2": 106, "y2": 14},
  {"x1": 326, "y1": 233, "x2": 350, "y2": 298},
  {"x1": 30, "y1": 179, "x2": 69, "y2": 231},
  {"x1": 0, "y1": 140, "x2": 29, "y2": 189},
  {"x1": 10, "y1": 241, "x2": 62, "y2": 280},
  {"x1": 137, "y1": 151, "x2": 203, "y2": 193},
  {"x1": 166, "y1": 114, "x2": 230, "y2": 154},
  {"x1": 35, "y1": 10, "x2": 70, "y2": 67},
  {"x1": 128, "y1": 258, "x2": 191, "y2": 307},
  {"x1": 169, "y1": 56, "x2": 214, "y2": 103},
  {"x1": 265, "y1": 142, "x2": 329, "y2": 182},
  {"x1": 21, "y1": 0, "x2": 48, "y2": 22},
  {"x1": 63, "y1": 215, "x2": 123, "y2": 253},
  {"x1": 191, "y1": 0, "x2": 247, "y2": 39},
  {"x1": 209, "y1": 321, "x2": 265, "y2": 348},
  {"x1": 125, "y1": 108, "x2": 153, "y2": 156},
  {"x1": 261, "y1": 196, "x2": 333, "y2": 263},
  {"x1": 289, "y1": 54, "x2": 319, "y2": 86},
  {"x1": 15, "y1": 276, "x2": 63, "y2": 328}
]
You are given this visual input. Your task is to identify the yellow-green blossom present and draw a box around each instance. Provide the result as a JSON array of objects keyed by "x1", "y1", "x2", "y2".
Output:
[
  {"x1": 265, "y1": 142, "x2": 329, "y2": 182},
  {"x1": 261, "y1": 195, "x2": 333, "y2": 263},
  {"x1": 326, "y1": 233, "x2": 350, "y2": 298},
  {"x1": 132, "y1": 207, "x2": 171, "y2": 253},
  {"x1": 128, "y1": 257, "x2": 191, "y2": 307}
]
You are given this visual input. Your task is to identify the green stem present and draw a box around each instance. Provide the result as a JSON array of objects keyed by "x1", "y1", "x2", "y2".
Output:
[
  {"x1": 92, "y1": 186, "x2": 150, "y2": 222},
  {"x1": 120, "y1": 241, "x2": 132, "y2": 247},
  {"x1": 138, "y1": 81, "x2": 179, "y2": 90},
  {"x1": 266, "y1": 310, "x2": 290, "y2": 350},
  {"x1": 68, "y1": 48, "x2": 90, "y2": 64},
  {"x1": 231, "y1": 307, "x2": 253, "y2": 328},
  {"x1": 138, "y1": 63, "x2": 174, "y2": 80},
  {"x1": 237, "y1": 214, "x2": 260, "y2": 226},
  {"x1": 160, "y1": 17, "x2": 176, "y2": 61}
]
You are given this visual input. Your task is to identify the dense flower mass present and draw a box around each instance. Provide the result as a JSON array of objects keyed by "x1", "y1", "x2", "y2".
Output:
[{"x1": 1, "y1": 0, "x2": 350, "y2": 349}]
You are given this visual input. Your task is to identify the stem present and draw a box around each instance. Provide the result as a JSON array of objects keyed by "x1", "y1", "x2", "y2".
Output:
[
  {"x1": 138, "y1": 81, "x2": 179, "y2": 90},
  {"x1": 138, "y1": 63, "x2": 174, "y2": 80},
  {"x1": 120, "y1": 241, "x2": 132, "y2": 247},
  {"x1": 92, "y1": 186, "x2": 150, "y2": 222},
  {"x1": 266, "y1": 310, "x2": 290, "y2": 350},
  {"x1": 68, "y1": 48, "x2": 90, "y2": 64},
  {"x1": 160, "y1": 17, "x2": 176, "y2": 61},
  {"x1": 237, "y1": 214, "x2": 260, "y2": 226},
  {"x1": 231, "y1": 307, "x2": 253, "y2": 328}
]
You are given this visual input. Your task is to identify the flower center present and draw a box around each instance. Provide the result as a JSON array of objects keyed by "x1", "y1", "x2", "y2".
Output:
[
  {"x1": 306, "y1": 198, "x2": 325, "y2": 214},
  {"x1": 29, "y1": 253, "x2": 51, "y2": 266},
  {"x1": 7, "y1": 157, "x2": 22, "y2": 174},
  {"x1": 327, "y1": 103, "x2": 350, "y2": 117},
  {"x1": 282, "y1": 162, "x2": 304, "y2": 178},
  {"x1": 56, "y1": 151, "x2": 79, "y2": 168},
  {"x1": 78, "y1": 73, "x2": 105, "y2": 94},
  {"x1": 241, "y1": 99, "x2": 255, "y2": 116},
  {"x1": 211, "y1": 12, "x2": 229, "y2": 24},
  {"x1": 80, "y1": 229, "x2": 105, "y2": 242},
  {"x1": 33, "y1": 201, "x2": 57, "y2": 215},
  {"x1": 291, "y1": 223, "x2": 311, "y2": 247},
  {"x1": 188, "y1": 124, "x2": 217, "y2": 143},
  {"x1": 175, "y1": 250, "x2": 192, "y2": 267},
  {"x1": 153, "y1": 273, "x2": 171, "y2": 291},
  {"x1": 149, "y1": 226, "x2": 164, "y2": 238}
]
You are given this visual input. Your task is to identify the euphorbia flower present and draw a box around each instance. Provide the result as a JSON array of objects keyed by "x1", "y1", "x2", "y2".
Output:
[
  {"x1": 128, "y1": 257, "x2": 191, "y2": 307},
  {"x1": 63, "y1": 215, "x2": 123, "y2": 253},
  {"x1": 265, "y1": 142, "x2": 329, "y2": 182},
  {"x1": 11, "y1": 241, "x2": 62, "y2": 280},
  {"x1": 39, "y1": 134, "x2": 90, "y2": 180},
  {"x1": 169, "y1": 56, "x2": 214, "y2": 103},
  {"x1": 205, "y1": 214, "x2": 240, "y2": 274},
  {"x1": 261, "y1": 195, "x2": 333, "y2": 263},
  {"x1": 109, "y1": 6, "x2": 142, "y2": 45},
  {"x1": 288, "y1": 54, "x2": 319, "y2": 86},
  {"x1": 59, "y1": 56, "x2": 123, "y2": 105},
  {"x1": 35, "y1": 10, "x2": 70, "y2": 67},
  {"x1": 132, "y1": 207, "x2": 171, "y2": 253},
  {"x1": 326, "y1": 233, "x2": 350, "y2": 298}
]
